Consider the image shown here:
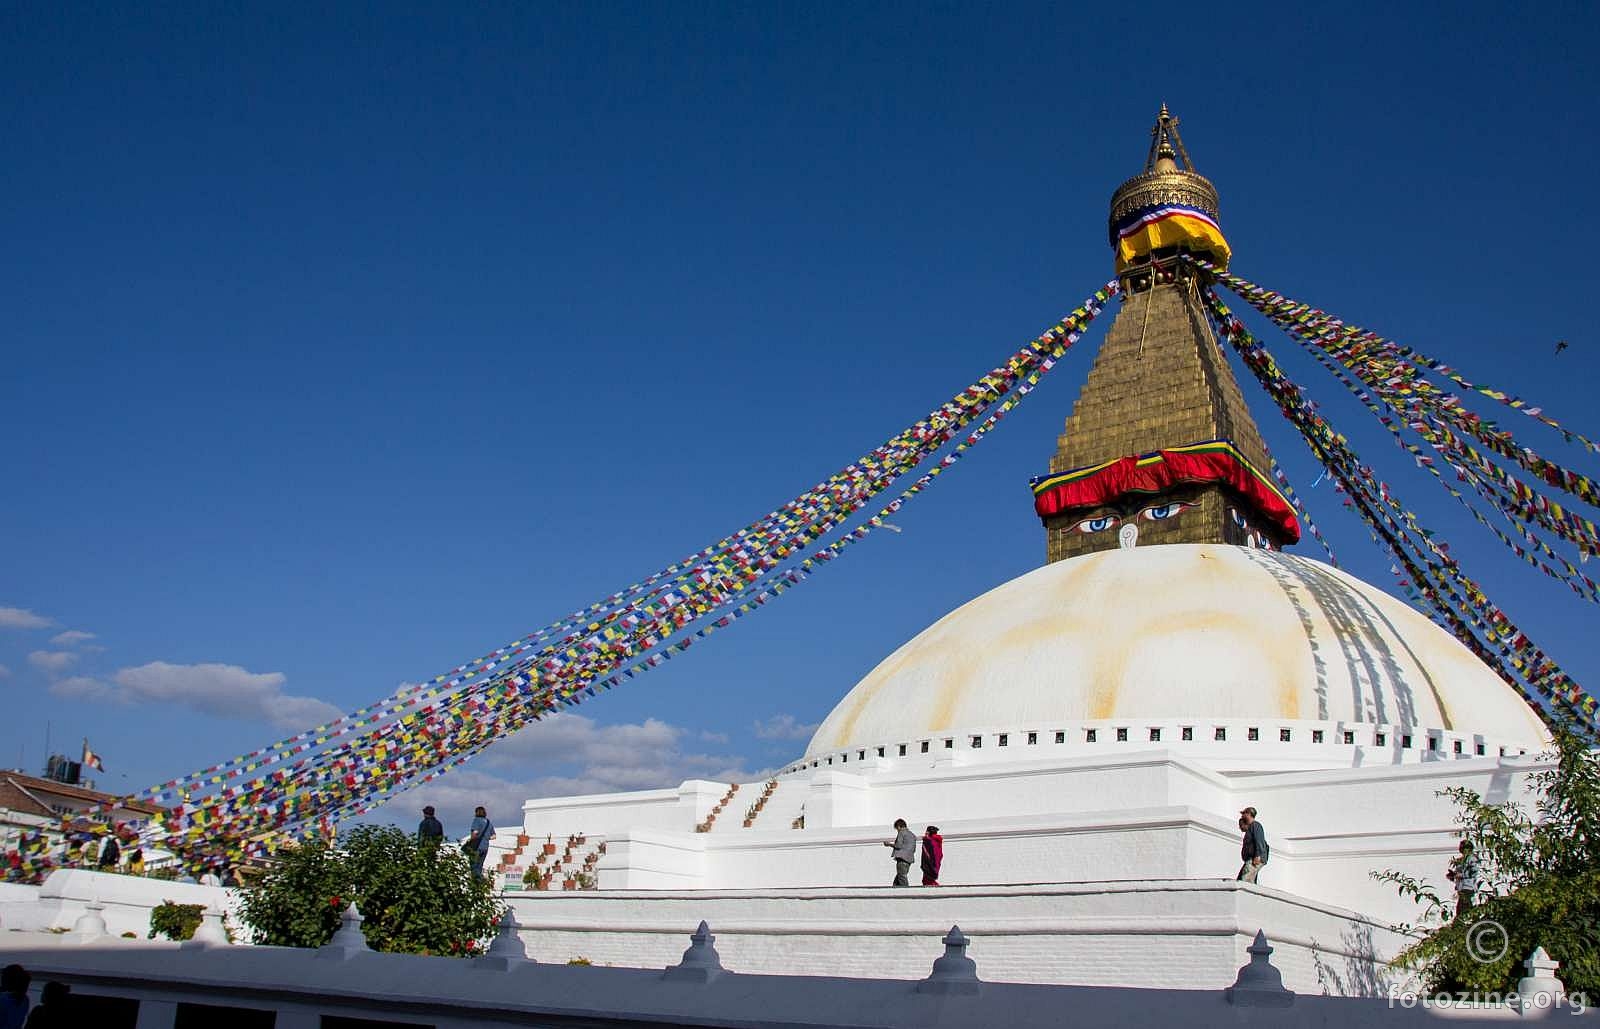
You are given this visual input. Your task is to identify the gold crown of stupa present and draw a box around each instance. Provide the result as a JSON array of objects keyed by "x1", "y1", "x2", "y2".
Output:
[{"x1": 1107, "y1": 103, "x2": 1220, "y2": 246}]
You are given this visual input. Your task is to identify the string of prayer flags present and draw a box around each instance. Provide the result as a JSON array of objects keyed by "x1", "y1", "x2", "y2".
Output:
[
  {"x1": 45, "y1": 282, "x2": 1116, "y2": 873},
  {"x1": 1202, "y1": 286, "x2": 1599, "y2": 734}
]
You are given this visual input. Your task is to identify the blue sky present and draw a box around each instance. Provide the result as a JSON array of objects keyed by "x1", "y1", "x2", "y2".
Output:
[{"x1": 3, "y1": 3, "x2": 1598, "y2": 835}]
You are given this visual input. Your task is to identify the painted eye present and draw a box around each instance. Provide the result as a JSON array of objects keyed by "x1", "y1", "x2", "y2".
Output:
[
  {"x1": 1140, "y1": 502, "x2": 1194, "y2": 521},
  {"x1": 1072, "y1": 515, "x2": 1118, "y2": 534}
]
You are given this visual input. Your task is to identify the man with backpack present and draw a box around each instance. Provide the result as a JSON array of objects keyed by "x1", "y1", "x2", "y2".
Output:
[{"x1": 465, "y1": 806, "x2": 494, "y2": 878}]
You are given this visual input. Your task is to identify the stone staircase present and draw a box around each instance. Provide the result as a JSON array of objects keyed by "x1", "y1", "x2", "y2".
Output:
[
  {"x1": 754, "y1": 778, "x2": 809, "y2": 831},
  {"x1": 694, "y1": 783, "x2": 740, "y2": 833},
  {"x1": 707, "y1": 780, "x2": 765, "y2": 834}
]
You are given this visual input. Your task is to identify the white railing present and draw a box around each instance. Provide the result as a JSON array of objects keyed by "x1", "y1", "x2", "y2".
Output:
[
  {"x1": 0, "y1": 908, "x2": 1580, "y2": 1027},
  {"x1": 784, "y1": 718, "x2": 1533, "y2": 775}
]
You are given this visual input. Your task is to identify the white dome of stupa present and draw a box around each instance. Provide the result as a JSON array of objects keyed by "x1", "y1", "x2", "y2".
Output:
[{"x1": 805, "y1": 544, "x2": 1548, "y2": 758}]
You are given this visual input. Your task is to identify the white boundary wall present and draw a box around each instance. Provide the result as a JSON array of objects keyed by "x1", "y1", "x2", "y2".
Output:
[
  {"x1": 507, "y1": 878, "x2": 1410, "y2": 995},
  {"x1": 0, "y1": 919, "x2": 1587, "y2": 1027}
]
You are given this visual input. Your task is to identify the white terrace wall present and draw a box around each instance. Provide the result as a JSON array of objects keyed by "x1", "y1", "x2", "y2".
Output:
[
  {"x1": 547, "y1": 750, "x2": 1543, "y2": 925},
  {"x1": 2, "y1": 870, "x2": 239, "y2": 941},
  {"x1": 531, "y1": 749, "x2": 1541, "y2": 844},
  {"x1": 1241, "y1": 755, "x2": 1544, "y2": 838},
  {"x1": 825, "y1": 751, "x2": 1239, "y2": 829},
  {"x1": 692, "y1": 808, "x2": 1241, "y2": 890},
  {"x1": 506, "y1": 879, "x2": 1410, "y2": 995},
  {"x1": 794, "y1": 749, "x2": 1543, "y2": 835},
  {"x1": 521, "y1": 779, "x2": 727, "y2": 839}
]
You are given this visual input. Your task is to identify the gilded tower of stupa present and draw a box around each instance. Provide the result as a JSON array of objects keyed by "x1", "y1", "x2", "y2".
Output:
[{"x1": 1032, "y1": 107, "x2": 1300, "y2": 563}]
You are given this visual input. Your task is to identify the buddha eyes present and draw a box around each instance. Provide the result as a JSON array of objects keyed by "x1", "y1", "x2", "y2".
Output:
[
  {"x1": 1140, "y1": 501, "x2": 1195, "y2": 521},
  {"x1": 1072, "y1": 502, "x2": 1193, "y2": 534}
]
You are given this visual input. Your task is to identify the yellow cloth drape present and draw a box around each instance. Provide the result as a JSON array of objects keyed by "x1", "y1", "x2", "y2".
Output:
[{"x1": 1114, "y1": 211, "x2": 1231, "y2": 272}]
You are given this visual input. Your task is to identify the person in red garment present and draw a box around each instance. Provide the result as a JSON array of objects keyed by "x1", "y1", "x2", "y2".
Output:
[{"x1": 920, "y1": 826, "x2": 944, "y2": 886}]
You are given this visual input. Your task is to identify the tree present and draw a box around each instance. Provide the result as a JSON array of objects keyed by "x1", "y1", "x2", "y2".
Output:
[
  {"x1": 1374, "y1": 725, "x2": 1600, "y2": 996},
  {"x1": 238, "y1": 825, "x2": 501, "y2": 955}
]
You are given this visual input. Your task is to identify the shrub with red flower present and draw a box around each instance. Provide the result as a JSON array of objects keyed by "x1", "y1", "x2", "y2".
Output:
[{"x1": 239, "y1": 825, "x2": 499, "y2": 956}]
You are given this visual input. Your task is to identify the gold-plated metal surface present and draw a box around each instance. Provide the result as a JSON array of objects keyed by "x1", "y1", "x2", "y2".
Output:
[{"x1": 1108, "y1": 106, "x2": 1220, "y2": 246}]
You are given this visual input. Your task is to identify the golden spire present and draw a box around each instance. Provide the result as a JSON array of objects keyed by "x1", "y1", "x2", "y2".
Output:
[
  {"x1": 1143, "y1": 102, "x2": 1194, "y2": 174},
  {"x1": 1109, "y1": 105, "x2": 1220, "y2": 248},
  {"x1": 1034, "y1": 106, "x2": 1269, "y2": 562}
]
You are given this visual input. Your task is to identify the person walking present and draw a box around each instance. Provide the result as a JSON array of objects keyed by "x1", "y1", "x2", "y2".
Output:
[
  {"x1": 882, "y1": 819, "x2": 916, "y2": 887},
  {"x1": 418, "y1": 806, "x2": 445, "y2": 845},
  {"x1": 1446, "y1": 840, "x2": 1480, "y2": 918},
  {"x1": 0, "y1": 965, "x2": 31, "y2": 1029},
  {"x1": 920, "y1": 825, "x2": 944, "y2": 886},
  {"x1": 1236, "y1": 807, "x2": 1268, "y2": 883},
  {"x1": 465, "y1": 806, "x2": 494, "y2": 878}
]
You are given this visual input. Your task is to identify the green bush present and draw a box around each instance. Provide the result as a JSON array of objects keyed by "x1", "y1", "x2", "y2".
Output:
[
  {"x1": 1376, "y1": 725, "x2": 1600, "y2": 996},
  {"x1": 148, "y1": 901, "x2": 205, "y2": 941},
  {"x1": 237, "y1": 824, "x2": 500, "y2": 956}
]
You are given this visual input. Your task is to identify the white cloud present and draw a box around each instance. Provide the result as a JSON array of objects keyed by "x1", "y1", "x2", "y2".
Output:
[
  {"x1": 0, "y1": 607, "x2": 54, "y2": 630},
  {"x1": 376, "y1": 713, "x2": 761, "y2": 829},
  {"x1": 45, "y1": 661, "x2": 343, "y2": 731},
  {"x1": 482, "y1": 713, "x2": 754, "y2": 791},
  {"x1": 699, "y1": 729, "x2": 731, "y2": 744},
  {"x1": 0, "y1": 664, "x2": 9, "y2": 679},
  {"x1": 50, "y1": 630, "x2": 97, "y2": 647},
  {"x1": 50, "y1": 675, "x2": 107, "y2": 699},
  {"x1": 753, "y1": 713, "x2": 819, "y2": 741},
  {"x1": 28, "y1": 650, "x2": 78, "y2": 674}
]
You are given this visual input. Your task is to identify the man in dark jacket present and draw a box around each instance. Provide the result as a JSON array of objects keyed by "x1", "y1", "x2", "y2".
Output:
[
  {"x1": 1237, "y1": 807, "x2": 1268, "y2": 883},
  {"x1": 417, "y1": 806, "x2": 445, "y2": 845}
]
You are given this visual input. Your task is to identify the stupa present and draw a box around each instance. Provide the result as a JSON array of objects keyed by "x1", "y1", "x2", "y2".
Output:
[{"x1": 494, "y1": 110, "x2": 1551, "y2": 994}]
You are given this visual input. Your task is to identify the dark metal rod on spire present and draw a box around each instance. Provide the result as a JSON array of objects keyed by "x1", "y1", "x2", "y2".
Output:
[
  {"x1": 1144, "y1": 107, "x2": 1165, "y2": 172},
  {"x1": 1143, "y1": 103, "x2": 1196, "y2": 173}
]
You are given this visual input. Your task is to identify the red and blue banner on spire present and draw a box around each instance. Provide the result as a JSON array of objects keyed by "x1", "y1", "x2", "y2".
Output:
[{"x1": 1113, "y1": 203, "x2": 1231, "y2": 272}]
